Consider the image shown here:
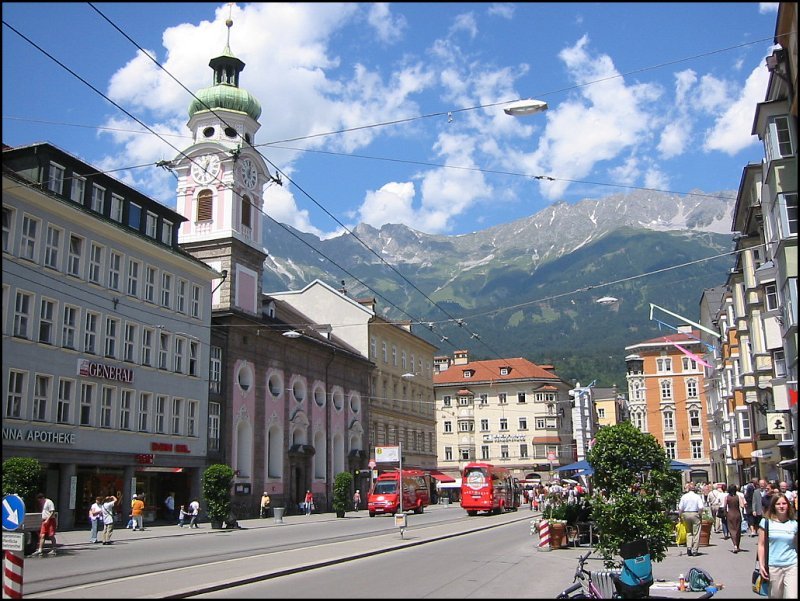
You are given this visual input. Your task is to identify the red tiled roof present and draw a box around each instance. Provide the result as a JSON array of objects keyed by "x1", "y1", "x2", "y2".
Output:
[{"x1": 434, "y1": 357, "x2": 558, "y2": 385}]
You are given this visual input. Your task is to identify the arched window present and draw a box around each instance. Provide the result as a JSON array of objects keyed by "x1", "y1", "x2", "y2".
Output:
[{"x1": 196, "y1": 190, "x2": 213, "y2": 222}]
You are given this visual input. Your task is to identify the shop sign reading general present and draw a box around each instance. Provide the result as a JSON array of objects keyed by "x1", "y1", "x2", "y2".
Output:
[{"x1": 77, "y1": 358, "x2": 134, "y2": 383}]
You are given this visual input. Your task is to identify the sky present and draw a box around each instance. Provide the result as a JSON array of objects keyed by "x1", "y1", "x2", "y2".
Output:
[{"x1": 2, "y1": 2, "x2": 782, "y2": 239}]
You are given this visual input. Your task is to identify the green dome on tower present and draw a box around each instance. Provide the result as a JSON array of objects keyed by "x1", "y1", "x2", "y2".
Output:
[
  {"x1": 188, "y1": 18, "x2": 261, "y2": 123},
  {"x1": 188, "y1": 84, "x2": 262, "y2": 121}
]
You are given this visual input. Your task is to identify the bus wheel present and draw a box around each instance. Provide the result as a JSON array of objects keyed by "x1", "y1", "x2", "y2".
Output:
[
  {"x1": 467, "y1": 510, "x2": 477, "y2": 516},
  {"x1": 414, "y1": 504, "x2": 424, "y2": 514}
]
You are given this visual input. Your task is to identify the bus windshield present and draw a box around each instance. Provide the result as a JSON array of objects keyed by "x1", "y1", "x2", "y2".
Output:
[{"x1": 374, "y1": 481, "x2": 397, "y2": 495}]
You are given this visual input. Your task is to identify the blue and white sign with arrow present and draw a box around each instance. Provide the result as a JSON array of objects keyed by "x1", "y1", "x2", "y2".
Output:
[{"x1": 2, "y1": 494, "x2": 26, "y2": 531}]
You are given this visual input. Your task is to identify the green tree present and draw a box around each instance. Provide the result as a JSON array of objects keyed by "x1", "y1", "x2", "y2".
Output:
[
  {"x1": 333, "y1": 471, "x2": 354, "y2": 516},
  {"x1": 201, "y1": 464, "x2": 234, "y2": 526},
  {"x1": 586, "y1": 421, "x2": 681, "y2": 566},
  {"x1": 1, "y1": 457, "x2": 43, "y2": 509}
]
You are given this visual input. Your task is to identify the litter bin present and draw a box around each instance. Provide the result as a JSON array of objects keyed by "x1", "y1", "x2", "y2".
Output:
[{"x1": 273, "y1": 507, "x2": 284, "y2": 524}]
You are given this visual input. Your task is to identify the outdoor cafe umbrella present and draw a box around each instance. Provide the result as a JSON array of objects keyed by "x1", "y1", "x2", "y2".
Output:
[{"x1": 556, "y1": 458, "x2": 691, "y2": 473}]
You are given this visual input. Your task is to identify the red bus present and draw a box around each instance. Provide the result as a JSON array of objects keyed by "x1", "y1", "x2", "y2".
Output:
[
  {"x1": 460, "y1": 462, "x2": 521, "y2": 516},
  {"x1": 368, "y1": 469, "x2": 431, "y2": 517}
]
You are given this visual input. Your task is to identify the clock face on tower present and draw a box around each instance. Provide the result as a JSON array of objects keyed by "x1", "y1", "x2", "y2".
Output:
[
  {"x1": 237, "y1": 157, "x2": 258, "y2": 190},
  {"x1": 190, "y1": 153, "x2": 221, "y2": 185}
]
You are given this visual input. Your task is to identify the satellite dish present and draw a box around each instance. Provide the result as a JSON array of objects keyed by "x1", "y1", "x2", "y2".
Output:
[{"x1": 596, "y1": 296, "x2": 619, "y2": 305}]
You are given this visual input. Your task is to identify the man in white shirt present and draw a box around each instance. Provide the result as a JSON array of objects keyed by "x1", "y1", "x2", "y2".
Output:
[
  {"x1": 31, "y1": 493, "x2": 57, "y2": 557},
  {"x1": 678, "y1": 482, "x2": 705, "y2": 556}
]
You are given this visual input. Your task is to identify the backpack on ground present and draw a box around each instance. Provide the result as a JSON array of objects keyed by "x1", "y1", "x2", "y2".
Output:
[{"x1": 687, "y1": 567, "x2": 714, "y2": 592}]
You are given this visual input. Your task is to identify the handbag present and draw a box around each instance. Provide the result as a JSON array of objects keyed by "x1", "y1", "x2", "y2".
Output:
[{"x1": 752, "y1": 521, "x2": 769, "y2": 596}]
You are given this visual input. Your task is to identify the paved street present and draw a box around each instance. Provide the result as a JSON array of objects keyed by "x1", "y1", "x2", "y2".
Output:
[{"x1": 12, "y1": 505, "x2": 763, "y2": 598}]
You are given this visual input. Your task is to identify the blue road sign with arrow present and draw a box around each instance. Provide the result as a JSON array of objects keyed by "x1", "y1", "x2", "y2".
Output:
[{"x1": 2, "y1": 494, "x2": 26, "y2": 531}]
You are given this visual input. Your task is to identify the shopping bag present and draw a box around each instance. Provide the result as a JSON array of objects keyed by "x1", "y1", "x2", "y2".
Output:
[
  {"x1": 751, "y1": 565, "x2": 768, "y2": 596},
  {"x1": 676, "y1": 521, "x2": 687, "y2": 545}
]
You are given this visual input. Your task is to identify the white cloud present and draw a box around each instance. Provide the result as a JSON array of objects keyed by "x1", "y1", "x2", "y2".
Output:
[
  {"x1": 367, "y1": 3, "x2": 407, "y2": 44},
  {"x1": 521, "y1": 35, "x2": 662, "y2": 200},
  {"x1": 702, "y1": 62, "x2": 769, "y2": 155},
  {"x1": 357, "y1": 181, "x2": 417, "y2": 228},
  {"x1": 759, "y1": 3, "x2": 779, "y2": 14},
  {"x1": 450, "y1": 13, "x2": 478, "y2": 39},
  {"x1": 695, "y1": 75, "x2": 732, "y2": 113},
  {"x1": 264, "y1": 183, "x2": 325, "y2": 238},
  {"x1": 658, "y1": 120, "x2": 691, "y2": 159},
  {"x1": 487, "y1": 3, "x2": 515, "y2": 19}
]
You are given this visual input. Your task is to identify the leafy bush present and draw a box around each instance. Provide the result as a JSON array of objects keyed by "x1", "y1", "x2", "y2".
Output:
[
  {"x1": 587, "y1": 421, "x2": 682, "y2": 567},
  {"x1": 201, "y1": 464, "x2": 234, "y2": 524},
  {"x1": 2, "y1": 457, "x2": 43, "y2": 509},
  {"x1": 333, "y1": 471, "x2": 354, "y2": 515}
]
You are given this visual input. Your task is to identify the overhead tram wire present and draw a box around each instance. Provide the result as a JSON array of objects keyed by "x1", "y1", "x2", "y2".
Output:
[
  {"x1": 6, "y1": 6, "x2": 463, "y2": 355},
  {"x1": 264, "y1": 144, "x2": 737, "y2": 202},
  {"x1": 9, "y1": 10, "x2": 770, "y2": 361},
  {"x1": 87, "y1": 4, "x2": 505, "y2": 360}
]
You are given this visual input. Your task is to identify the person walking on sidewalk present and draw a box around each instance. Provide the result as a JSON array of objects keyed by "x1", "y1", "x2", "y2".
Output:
[
  {"x1": 131, "y1": 494, "x2": 145, "y2": 531},
  {"x1": 188, "y1": 499, "x2": 200, "y2": 528},
  {"x1": 31, "y1": 493, "x2": 58, "y2": 557},
  {"x1": 353, "y1": 490, "x2": 361, "y2": 511},
  {"x1": 88, "y1": 496, "x2": 104, "y2": 543},
  {"x1": 757, "y1": 493, "x2": 798, "y2": 599},
  {"x1": 724, "y1": 484, "x2": 743, "y2": 553},
  {"x1": 678, "y1": 482, "x2": 705, "y2": 557},
  {"x1": 101, "y1": 494, "x2": 117, "y2": 545},
  {"x1": 304, "y1": 490, "x2": 314, "y2": 515}
]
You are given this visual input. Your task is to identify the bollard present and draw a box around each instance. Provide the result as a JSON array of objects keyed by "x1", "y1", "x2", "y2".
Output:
[
  {"x1": 538, "y1": 520, "x2": 551, "y2": 552},
  {"x1": 3, "y1": 551, "x2": 24, "y2": 599}
]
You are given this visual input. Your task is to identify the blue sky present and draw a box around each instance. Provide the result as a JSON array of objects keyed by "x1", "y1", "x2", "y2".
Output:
[{"x1": 2, "y1": 2, "x2": 781, "y2": 238}]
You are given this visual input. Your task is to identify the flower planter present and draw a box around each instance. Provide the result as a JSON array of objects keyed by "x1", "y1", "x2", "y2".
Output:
[
  {"x1": 699, "y1": 521, "x2": 712, "y2": 546},
  {"x1": 549, "y1": 521, "x2": 567, "y2": 548}
]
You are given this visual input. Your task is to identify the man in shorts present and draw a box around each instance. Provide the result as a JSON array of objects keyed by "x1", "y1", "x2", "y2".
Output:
[{"x1": 31, "y1": 493, "x2": 57, "y2": 557}]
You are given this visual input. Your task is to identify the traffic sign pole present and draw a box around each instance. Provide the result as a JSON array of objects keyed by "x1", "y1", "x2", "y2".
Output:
[
  {"x1": 3, "y1": 495, "x2": 27, "y2": 599},
  {"x1": 2, "y1": 550, "x2": 23, "y2": 599}
]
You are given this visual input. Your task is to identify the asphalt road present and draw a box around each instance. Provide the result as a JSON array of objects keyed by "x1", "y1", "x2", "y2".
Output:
[{"x1": 11, "y1": 505, "x2": 761, "y2": 598}]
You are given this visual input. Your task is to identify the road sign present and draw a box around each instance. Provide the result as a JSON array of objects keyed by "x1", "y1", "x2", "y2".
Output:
[
  {"x1": 2, "y1": 532, "x2": 24, "y2": 551},
  {"x1": 368, "y1": 459, "x2": 377, "y2": 469},
  {"x1": 547, "y1": 452, "x2": 556, "y2": 461},
  {"x1": 2, "y1": 495, "x2": 25, "y2": 531}
]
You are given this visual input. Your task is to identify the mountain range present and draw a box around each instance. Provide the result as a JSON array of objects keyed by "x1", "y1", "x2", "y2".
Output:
[{"x1": 259, "y1": 189, "x2": 736, "y2": 388}]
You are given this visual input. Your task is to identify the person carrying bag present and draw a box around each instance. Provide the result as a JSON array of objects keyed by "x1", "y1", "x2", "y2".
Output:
[{"x1": 756, "y1": 493, "x2": 798, "y2": 598}]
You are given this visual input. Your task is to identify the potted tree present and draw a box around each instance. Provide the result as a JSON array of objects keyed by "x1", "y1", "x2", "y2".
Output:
[
  {"x1": 201, "y1": 464, "x2": 234, "y2": 529},
  {"x1": 587, "y1": 422, "x2": 682, "y2": 567},
  {"x1": 333, "y1": 471, "x2": 354, "y2": 518},
  {"x1": 699, "y1": 506, "x2": 714, "y2": 546}
]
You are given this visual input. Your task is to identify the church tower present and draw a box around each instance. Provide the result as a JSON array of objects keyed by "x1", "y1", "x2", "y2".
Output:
[{"x1": 174, "y1": 13, "x2": 268, "y2": 315}]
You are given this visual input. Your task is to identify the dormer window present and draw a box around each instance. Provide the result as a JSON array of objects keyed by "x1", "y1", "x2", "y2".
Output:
[
  {"x1": 463, "y1": 369, "x2": 473, "y2": 378},
  {"x1": 500, "y1": 367, "x2": 510, "y2": 376}
]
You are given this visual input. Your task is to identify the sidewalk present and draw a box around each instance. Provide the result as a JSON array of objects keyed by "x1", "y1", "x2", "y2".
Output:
[{"x1": 48, "y1": 506, "x2": 364, "y2": 548}]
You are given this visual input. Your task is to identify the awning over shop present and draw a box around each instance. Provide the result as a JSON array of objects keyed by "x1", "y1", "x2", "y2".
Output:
[
  {"x1": 429, "y1": 470, "x2": 457, "y2": 483},
  {"x1": 777, "y1": 458, "x2": 797, "y2": 467},
  {"x1": 436, "y1": 478, "x2": 462, "y2": 489}
]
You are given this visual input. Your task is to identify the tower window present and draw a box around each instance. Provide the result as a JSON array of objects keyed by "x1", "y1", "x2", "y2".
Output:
[
  {"x1": 197, "y1": 190, "x2": 213, "y2": 222},
  {"x1": 241, "y1": 195, "x2": 251, "y2": 228},
  {"x1": 244, "y1": 133, "x2": 251, "y2": 144},
  {"x1": 225, "y1": 127, "x2": 237, "y2": 138},
  {"x1": 203, "y1": 127, "x2": 215, "y2": 138}
]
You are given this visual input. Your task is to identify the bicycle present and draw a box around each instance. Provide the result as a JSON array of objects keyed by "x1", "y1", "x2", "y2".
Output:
[{"x1": 555, "y1": 550, "x2": 720, "y2": 599}]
